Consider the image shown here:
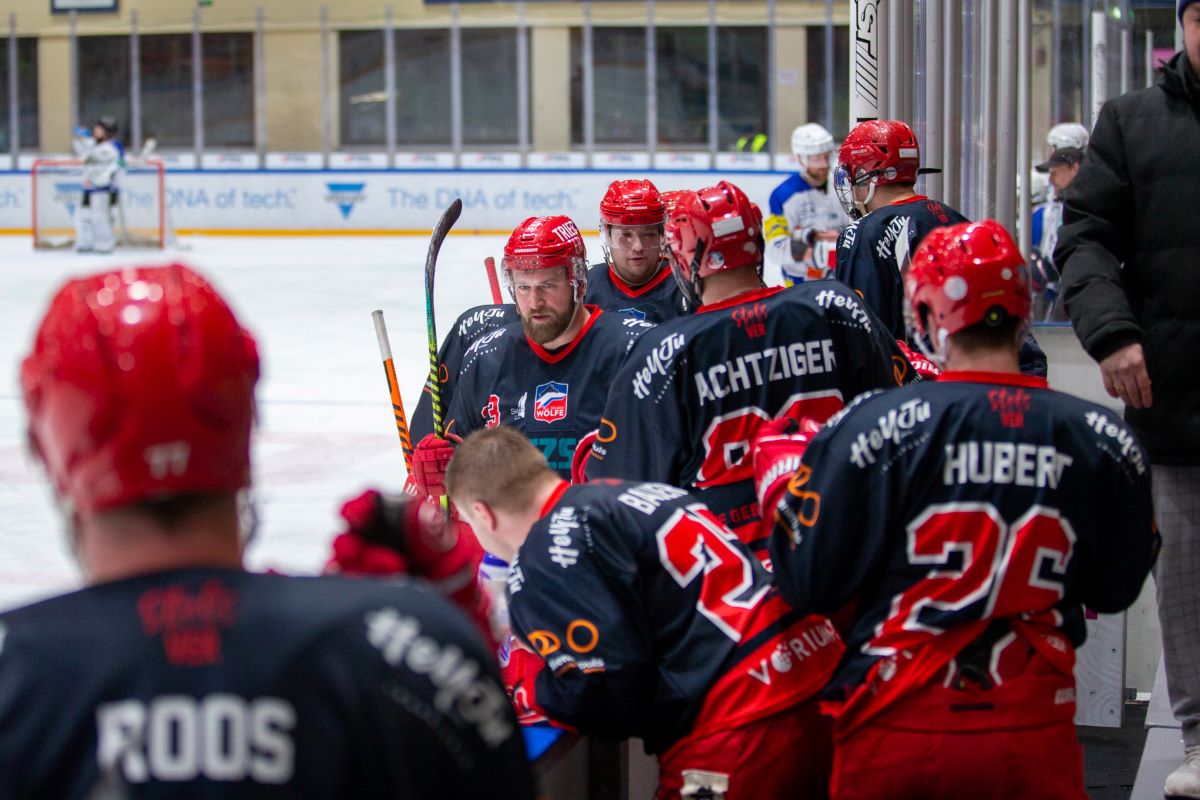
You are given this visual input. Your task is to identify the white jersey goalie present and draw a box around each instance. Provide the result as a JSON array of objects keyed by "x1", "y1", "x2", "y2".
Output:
[{"x1": 72, "y1": 117, "x2": 123, "y2": 253}]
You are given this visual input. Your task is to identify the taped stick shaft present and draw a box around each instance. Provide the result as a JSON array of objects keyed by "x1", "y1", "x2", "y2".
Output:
[
  {"x1": 485, "y1": 256, "x2": 503, "y2": 305},
  {"x1": 372, "y1": 310, "x2": 415, "y2": 472}
]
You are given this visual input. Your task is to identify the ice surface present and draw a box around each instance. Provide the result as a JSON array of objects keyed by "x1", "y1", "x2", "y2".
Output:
[{"x1": 0, "y1": 232, "x2": 592, "y2": 610}]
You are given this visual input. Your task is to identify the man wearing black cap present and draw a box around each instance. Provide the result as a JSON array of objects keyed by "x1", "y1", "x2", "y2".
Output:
[
  {"x1": 1056, "y1": 2, "x2": 1200, "y2": 795},
  {"x1": 1032, "y1": 146, "x2": 1083, "y2": 273}
]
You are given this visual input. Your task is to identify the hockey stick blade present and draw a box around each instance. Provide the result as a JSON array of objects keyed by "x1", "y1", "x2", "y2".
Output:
[{"x1": 424, "y1": 198, "x2": 463, "y2": 440}]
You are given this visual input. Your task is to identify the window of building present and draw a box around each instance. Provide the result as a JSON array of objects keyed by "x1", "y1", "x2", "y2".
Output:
[
  {"x1": 717, "y1": 27, "x2": 768, "y2": 150},
  {"x1": 570, "y1": 27, "x2": 647, "y2": 146},
  {"x1": 78, "y1": 36, "x2": 131, "y2": 141},
  {"x1": 202, "y1": 33, "x2": 254, "y2": 148},
  {"x1": 339, "y1": 27, "x2": 521, "y2": 148},
  {"x1": 395, "y1": 29, "x2": 451, "y2": 146},
  {"x1": 80, "y1": 32, "x2": 254, "y2": 150},
  {"x1": 0, "y1": 37, "x2": 39, "y2": 151},
  {"x1": 805, "y1": 25, "x2": 850, "y2": 142},
  {"x1": 655, "y1": 27, "x2": 707, "y2": 147},
  {"x1": 571, "y1": 25, "x2": 768, "y2": 150},
  {"x1": 462, "y1": 28, "x2": 520, "y2": 147},
  {"x1": 339, "y1": 29, "x2": 386, "y2": 147}
]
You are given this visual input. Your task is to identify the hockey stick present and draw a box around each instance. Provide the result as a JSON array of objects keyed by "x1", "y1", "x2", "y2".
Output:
[
  {"x1": 372, "y1": 309, "x2": 415, "y2": 473},
  {"x1": 425, "y1": 198, "x2": 464, "y2": 441},
  {"x1": 484, "y1": 256, "x2": 503, "y2": 304}
]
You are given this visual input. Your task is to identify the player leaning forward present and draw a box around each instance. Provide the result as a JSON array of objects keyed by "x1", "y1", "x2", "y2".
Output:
[
  {"x1": 587, "y1": 180, "x2": 910, "y2": 558},
  {"x1": 759, "y1": 221, "x2": 1157, "y2": 799},
  {"x1": 447, "y1": 425, "x2": 842, "y2": 799},
  {"x1": 1, "y1": 264, "x2": 534, "y2": 798}
]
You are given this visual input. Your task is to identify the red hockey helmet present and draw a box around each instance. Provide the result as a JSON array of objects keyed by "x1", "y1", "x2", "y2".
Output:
[
  {"x1": 665, "y1": 181, "x2": 764, "y2": 308},
  {"x1": 21, "y1": 264, "x2": 260, "y2": 514},
  {"x1": 661, "y1": 190, "x2": 688, "y2": 216},
  {"x1": 599, "y1": 179, "x2": 666, "y2": 227},
  {"x1": 501, "y1": 215, "x2": 588, "y2": 298},
  {"x1": 837, "y1": 119, "x2": 922, "y2": 186},
  {"x1": 905, "y1": 219, "x2": 1031, "y2": 347}
]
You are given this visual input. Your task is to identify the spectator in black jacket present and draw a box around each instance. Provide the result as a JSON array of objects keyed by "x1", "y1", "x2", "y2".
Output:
[{"x1": 1055, "y1": 3, "x2": 1200, "y2": 796}]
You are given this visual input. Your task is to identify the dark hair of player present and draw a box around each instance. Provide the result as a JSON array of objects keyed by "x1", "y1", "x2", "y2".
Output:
[
  {"x1": 446, "y1": 426, "x2": 556, "y2": 513},
  {"x1": 947, "y1": 313, "x2": 1024, "y2": 355}
]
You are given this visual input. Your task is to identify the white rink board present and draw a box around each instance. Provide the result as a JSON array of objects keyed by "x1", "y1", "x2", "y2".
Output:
[{"x1": 0, "y1": 169, "x2": 789, "y2": 234}]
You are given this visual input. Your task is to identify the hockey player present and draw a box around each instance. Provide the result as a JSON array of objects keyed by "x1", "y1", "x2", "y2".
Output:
[
  {"x1": 2, "y1": 263, "x2": 535, "y2": 799},
  {"x1": 762, "y1": 221, "x2": 1157, "y2": 800},
  {"x1": 765, "y1": 123, "x2": 849, "y2": 285},
  {"x1": 832, "y1": 119, "x2": 969, "y2": 336},
  {"x1": 411, "y1": 215, "x2": 653, "y2": 492},
  {"x1": 72, "y1": 116, "x2": 123, "y2": 254},
  {"x1": 587, "y1": 181, "x2": 911, "y2": 561},
  {"x1": 833, "y1": 119, "x2": 1048, "y2": 376},
  {"x1": 584, "y1": 179, "x2": 687, "y2": 322},
  {"x1": 446, "y1": 426, "x2": 841, "y2": 800}
]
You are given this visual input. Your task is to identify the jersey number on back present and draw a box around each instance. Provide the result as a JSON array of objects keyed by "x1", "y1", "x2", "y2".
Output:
[
  {"x1": 869, "y1": 502, "x2": 1075, "y2": 656},
  {"x1": 655, "y1": 504, "x2": 769, "y2": 640},
  {"x1": 695, "y1": 390, "x2": 844, "y2": 487}
]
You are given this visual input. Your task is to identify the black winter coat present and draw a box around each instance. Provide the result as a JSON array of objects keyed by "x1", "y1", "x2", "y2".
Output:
[{"x1": 1056, "y1": 51, "x2": 1200, "y2": 464}]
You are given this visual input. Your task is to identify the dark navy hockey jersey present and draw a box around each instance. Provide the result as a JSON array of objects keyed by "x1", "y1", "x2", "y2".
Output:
[
  {"x1": 0, "y1": 569, "x2": 534, "y2": 799},
  {"x1": 583, "y1": 261, "x2": 687, "y2": 323},
  {"x1": 834, "y1": 195, "x2": 969, "y2": 337},
  {"x1": 508, "y1": 480, "x2": 841, "y2": 755},
  {"x1": 412, "y1": 303, "x2": 520, "y2": 442},
  {"x1": 833, "y1": 199, "x2": 1049, "y2": 377},
  {"x1": 587, "y1": 283, "x2": 914, "y2": 554},
  {"x1": 768, "y1": 372, "x2": 1157, "y2": 729},
  {"x1": 445, "y1": 307, "x2": 653, "y2": 477}
]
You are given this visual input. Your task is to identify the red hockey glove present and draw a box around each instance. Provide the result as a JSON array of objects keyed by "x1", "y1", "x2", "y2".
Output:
[
  {"x1": 896, "y1": 339, "x2": 941, "y2": 381},
  {"x1": 752, "y1": 416, "x2": 823, "y2": 521},
  {"x1": 571, "y1": 429, "x2": 599, "y2": 485},
  {"x1": 412, "y1": 432, "x2": 461, "y2": 498},
  {"x1": 327, "y1": 490, "x2": 490, "y2": 644},
  {"x1": 500, "y1": 638, "x2": 549, "y2": 726}
]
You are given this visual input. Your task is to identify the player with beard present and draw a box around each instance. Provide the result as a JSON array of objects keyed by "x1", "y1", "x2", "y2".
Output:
[
  {"x1": 411, "y1": 215, "x2": 653, "y2": 493},
  {"x1": 584, "y1": 179, "x2": 687, "y2": 322}
]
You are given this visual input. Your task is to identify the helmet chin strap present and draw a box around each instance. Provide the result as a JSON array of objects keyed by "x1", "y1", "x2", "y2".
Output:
[{"x1": 855, "y1": 177, "x2": 879, "y2": 218}]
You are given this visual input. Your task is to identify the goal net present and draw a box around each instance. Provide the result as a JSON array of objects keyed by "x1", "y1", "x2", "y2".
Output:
[{"x1": 32, "y1": 158, "x2": 168, "y2": 250}]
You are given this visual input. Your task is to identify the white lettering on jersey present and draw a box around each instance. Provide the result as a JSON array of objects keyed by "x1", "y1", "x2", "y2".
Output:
[
  {"x1": 365, "y1": 607, "x2": 514, "y2": 748},
  {"x1": 545, "y1": 506, "x2": 581, "y2": 568},
  {"x1": 457, "y1": 307, "x2": 509, "y2": 337},
  {"x1": 813, "y1": 288, "x2": 873, "y2": 333},
  {"x1": 746, "y1": 619, "x2": 838, "y2": 686},
  {"x1": 96, "y1": 695, "x2": 295, "y2": 784},
  {"x1": 694, "y1": 340, "x2": 836, "y2": 407},
  {"x1": 617, "y1": 482, "x2": 689, "y2": 515},
  {"x1": 632, "y1": 332, "x2": 687, "y2": 400},
  {"x1": 463, "y1": 327, "x2": 507, "y2": 358},
  {"x1": 942, "y1": 442, "x2": 1073, "y2": 488},
  {"x1": 873, "y1": 214, "x2": 912, "y2": 263},
  {"x1": 848, "y1": 398, "x2": 932, "y2": 468},
  {"x1": 1084, "y1": 410, "x2": 1147, "y2": 476}
]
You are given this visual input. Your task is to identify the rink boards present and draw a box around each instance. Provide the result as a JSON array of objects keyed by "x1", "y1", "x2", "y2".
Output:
[{"x1": 0, "y1": 164, "x2": 790, "y2": 236}]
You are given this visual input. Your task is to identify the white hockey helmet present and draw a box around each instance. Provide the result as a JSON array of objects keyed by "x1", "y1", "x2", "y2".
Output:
[
  {"x1": 1046, "y1": 122, "x2": 1089, "y2": 153},
  {"x1": 791, "y1": 123, "x2": 836, "y2": 159}
]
